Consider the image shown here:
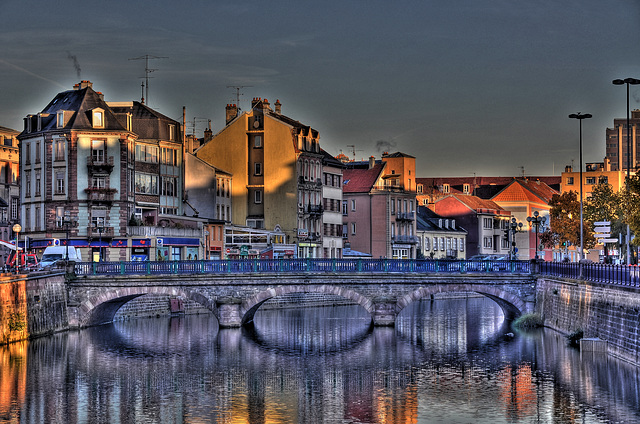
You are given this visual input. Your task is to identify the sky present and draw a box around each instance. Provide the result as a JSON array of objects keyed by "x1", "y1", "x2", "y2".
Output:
[{"x1": 1, "y1": 0, "x2": 640, "y2": 177}]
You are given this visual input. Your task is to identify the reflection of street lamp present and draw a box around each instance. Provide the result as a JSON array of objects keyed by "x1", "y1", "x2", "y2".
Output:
[
  {"x1": 527, "y1": 211, "x2": 546, "y2": 260},
  {"x1": 569, "y1": 112, "x2": 592, "y2": 278},
  {"x1": 612, "y1": 78, "x2": 640, "y2": 265},
  {"x1": 12, "y1": 223, "x2": 21, "y2": 274},
  {"x1": 508, "y1": 218, "x2": 523, "y2": 260}
]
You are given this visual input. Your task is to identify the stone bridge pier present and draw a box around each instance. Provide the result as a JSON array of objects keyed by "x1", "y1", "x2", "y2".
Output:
[{"x1": 66, "y1": 273, "x2": 536, "y2": 329}]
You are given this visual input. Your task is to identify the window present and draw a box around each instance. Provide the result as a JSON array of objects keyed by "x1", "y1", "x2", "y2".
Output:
[
  {"x1": 567, "y1": 177, "x2": 574, "y2": 185},
  {"x1": 391, "y1": 223, "x2": 395, "y2": 237},
  {"x1": 10, "y1": 198, "x2": 18, "y2": 221},
  {"x1": 342, "y1": 224, "x2": 348, "y2": 238},
  {"x1": 35, "y1": 141, "x2": 40, "y2": 163},
  {"x1": 397, "y1": 199, "x2": 402, "y2": 213},
  {"x1": 599, "y1": 176, "x2": 609, "y2": 184},
  {"x1": 351, "y1": 199, "x2": 356, "y2": 211},
  {"x1": 55, "y1": 139, "x2": 65, "y2": 161},
  {"x1": 459, "y1": 239, "x2": 465, "y2": 251},
  {"x1": 57, "y1": 111, "x2": 64, "y2": 128},
  {"x1": 391, "y1": 198, "x2": 395, "y2": 214},
  {"x1": 483, "y1": 217, "x2": 492, "y2": 229},
  {"x1": 91, "y1": 209, "x2": 107, "y2": 228},
  {"x1": 161, "y1": 147, "x2": 178, "y2": 166},
  {"x1": 56, "y1": 206, "x2": 64, "y2": 228},
  {"x1": 351, "y1": 222, "x2": 356, "y2": 235},
  {"x1": 424, "y1": 237, "x2": 430, "y2": 250},
  {"x1": 417, "y1": 184, "x2": 423, "y2": 194},
  {"x1": 25, "y1": 171, "x2": 31, "y2": 197},
  {"x1": 92, "y1": 140, "x2": 105, "y2": 163},
  {"x1": 342, "y1": 200, "x2": 348, "y2": 215},
  {"x1": 443, "y1": 184, "x2": 450, "y2": 193},
  {"x1": 35, "y1": 207, "x2": 40, "y2": 231},
  {"x1": 246, "y1": 219, "x2": 264, "y2": 229},
  {"x1": 452, "y1": 238, "x2": 457, "y2": 250},
  {"x1": 169, "y1": 124, "x2": 176, "y2": 141},
  {"x1": 484, "y1": 237, "x2": 492, "y2": 248},
  {"x1": 92, "y1": 175, "x2": 106, "y2": 189},
  {"x1": 162, "y1": 177, "x2": 176, "y2": 197},
  {"x1": 463, "y1": 184, "x2": 470, "y2": 194},
  {"x1": 254, "y1": 135, "x2": 262, "y2": 148},
  {"x1": 254, "y1": 162, "x2": 262, "y2": 176},
  {"x1": 35, "y1": 171, "x2": 41, "y2": 196},
  {"x1": 255, "y1": 189, "x2": 262, "y2": 204},
  {"x1": 92, "y1": 109, "x2": 104, "y2": 128},
  {"x1": 135, "y1": 173, "x2": 158, "y2": 194},
  {"x1": 25, "y1": 143, "x2": 30, "y2": 164},
  {"x1": 586, "y1": 177, "x2": 596, "y2": 185},
  {"x1": 135, "y1": 144, "x2": 158, "y2": 163}
]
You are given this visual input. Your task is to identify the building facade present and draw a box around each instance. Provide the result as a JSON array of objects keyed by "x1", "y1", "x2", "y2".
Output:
[
  {"x1": 0, "y1": 126, "x2": 20, "y2": 265},
  {"x1": 605, "y1": 109, "x2": 640, "y2": 173},
  {"x1": 195, "y1": 98, "x2": 325, "y2": 258},
  {"x1": 416, "y1": 206, "x2": 467, "y2": 259},
  {"x1": 18, "y1": 81, "x2": 205, "y2": 262},
  {"x1": 321, "y1": 149, "x2": 344, "y2": 258}
]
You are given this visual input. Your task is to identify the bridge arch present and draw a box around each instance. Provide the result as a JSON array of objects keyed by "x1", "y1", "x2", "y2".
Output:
[
  {"x1": 240, "y1": 285, "x2": 374, "y2": 326},
  {"x1": 76, "y1": 287, "x2": 217, "y2": 328},
  {"x1": 397, "y1": 284, "x2": 527, "y2": 321}
]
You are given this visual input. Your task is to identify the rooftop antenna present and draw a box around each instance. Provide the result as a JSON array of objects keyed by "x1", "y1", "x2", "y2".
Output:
[
  {"x1": 188, "y1": 117, "x2": 208, "y2": 136},
  {"x1": 227, "y1": 85, "x2": 252, "y2": 112},
  {"x1": 520, "y1": 166, "x2": 525, "y2": 178},
  {"x1": 346, "y1": 144, "x2": 363, "y2": 159},
  {"x1": 140, "y1": 82, "x2": 145, "y2": 104},
  {"x1": 129, "y1": 54, "x2": 168, "y2": 105}
]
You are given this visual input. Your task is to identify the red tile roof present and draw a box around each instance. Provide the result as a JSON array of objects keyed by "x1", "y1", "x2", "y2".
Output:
[{"x1": 343, "y1": 164, "x2": 385, "y2": 193}]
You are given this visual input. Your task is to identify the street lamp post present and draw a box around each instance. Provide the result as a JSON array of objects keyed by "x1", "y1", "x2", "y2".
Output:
[
  {"x1": 63, "y1": 210, "x2": 72, "y2": 261},
  {"x1": 569, "y1": 112, "x2": 592, "y2": 278},
  {"x1": 527, "y1": 211, "x2": 546, "y2": 260},
  {"x1": 612, "y1": 78, "x2": 640, "y2": 265},
  {"x1": 12, "y1": 223, "x2": 21, "y2": 274},
  {"x1": 508, "y1": 217, "x2": 523, "y2": 260}
]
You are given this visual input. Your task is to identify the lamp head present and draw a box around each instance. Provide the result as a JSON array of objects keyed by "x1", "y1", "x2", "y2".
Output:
[
  {"x1": 612, "y1": 79, "x2": 625, "y2": 85},
  {"x1": 569, "y1": 113, "x2": 592, "y2": 120},
  {"x1": 625, "y1": 78, "x2": 640, "y2": 85}
]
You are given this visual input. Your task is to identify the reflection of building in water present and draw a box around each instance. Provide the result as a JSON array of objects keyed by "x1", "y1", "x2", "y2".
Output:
[{"x1": 0, "y1": 342, "x2": 27, "y2": 420}]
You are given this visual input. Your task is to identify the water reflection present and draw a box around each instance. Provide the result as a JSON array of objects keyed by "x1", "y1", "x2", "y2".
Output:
[{"x1": 0, "y1": 297, "x2": 639, "y2": 423}]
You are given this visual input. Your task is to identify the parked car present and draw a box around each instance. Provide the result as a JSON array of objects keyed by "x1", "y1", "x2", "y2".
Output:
[{"x1": 38, "y1": 246, "x2": 82, "y2": 270}]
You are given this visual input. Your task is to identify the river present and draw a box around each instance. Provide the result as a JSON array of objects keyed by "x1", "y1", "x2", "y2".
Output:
[{"x1": 1, "y1": 296, "x2": 639, "y2": 423}]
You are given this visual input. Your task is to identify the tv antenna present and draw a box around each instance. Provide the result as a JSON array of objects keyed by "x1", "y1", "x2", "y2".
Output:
[
  {"x1": 227, "y1": 85, "x2": 252, "y2": 111},
  {"x1": 188, "y1": 117, "x2": 209, "y2": 136},
  {"x1": 346, "y1": 144, "x2": 363, "y2": 159},
  {"x1": 129, "y1": 54, "x2": 168, "y2": 105}
]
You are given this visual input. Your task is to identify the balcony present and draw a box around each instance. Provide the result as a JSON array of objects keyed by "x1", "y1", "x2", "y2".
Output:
[
  {"x1": 87, "y1": 226, "x2": 115, "y2": 238},
  {"x1": 85, "y1": 188, "x2": 117, "y2": 203},
  {"x1": 392, "y1": 235, "x2": 418, "y2": 244},
  {"x1": 396, "y1": 212, "x2": 415, "y2": 221},
  {"x1": 307, "y1": 204, "x2": 323, "y2": 216},
  {"x1": 126, "y1": 226, "x2": 202, "y2": 238},
  {"x1": 87, "y1": 156, "x2": 114, "y2": 173}
]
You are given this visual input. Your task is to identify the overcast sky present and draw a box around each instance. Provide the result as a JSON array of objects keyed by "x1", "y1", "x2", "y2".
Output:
[{"x1": 2, "y1": 0, "x2": 640, "y2": 177}]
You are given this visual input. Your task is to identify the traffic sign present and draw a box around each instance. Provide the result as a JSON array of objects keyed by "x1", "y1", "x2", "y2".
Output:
[{"x1": 599, "y1": 238, "x2": 618, "y2": 243}]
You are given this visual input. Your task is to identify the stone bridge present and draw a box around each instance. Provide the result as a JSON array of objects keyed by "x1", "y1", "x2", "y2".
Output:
[{"x1": 66, "y1": 272, "x2": 537, "y2": 329}]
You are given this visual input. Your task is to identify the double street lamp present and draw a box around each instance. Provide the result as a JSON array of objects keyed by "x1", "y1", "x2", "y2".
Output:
[
  {"x1": 508, "y1": 217, "x2": 523, "y2": 260},
  {"x1": 527, "y1": 211, "x2": 546, "y2": 260},
  {"x1": 569, "y1": 112, "x2": 592, "y2": 278},
  {"x1": 612, "y1": 78, "x2": 640, "y2": 265}
]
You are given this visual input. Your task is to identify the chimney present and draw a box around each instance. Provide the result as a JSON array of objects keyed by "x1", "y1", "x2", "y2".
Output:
[
  {"x1": 565, "y1": 165, "x2": 572, "y2": 173},
  {"x1": 274, "y1": 99, "x2": 282, "y2": 114},
  {"x1": 225, "y1": 104, "x2": 238, "y2": 125},
  {"x1": 96, "y1": 91, "x2": 104, "y2": 101},
  {"x1": 262, "y1": 98, "x2": 271, "y2": 111},
  {"x1": 369, "y1": 156, "x2": 375, "y2": 169},
  {"x1": 251, "y1": 97, "x2": 262, "y2": 109},
  {"x1": 77, "y1": 80, "x2": 93, "y2": 90}
]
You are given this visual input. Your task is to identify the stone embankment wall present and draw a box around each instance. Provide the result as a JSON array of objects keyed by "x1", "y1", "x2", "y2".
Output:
[
  {"x1": 114, "y1": 294, "x2": 210, "y2": 320},
  {"x1": 536, "y1": 277, "x2": 640, "y2": 364},
  {"x1": 0, "y1": 273, "x2": 68, "y2": 344}
]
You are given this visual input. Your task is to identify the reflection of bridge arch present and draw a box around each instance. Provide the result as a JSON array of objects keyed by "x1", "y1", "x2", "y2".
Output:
[
  {"x1": 240, "y1": 285, "x2": 374, "y2": 326},
  {"x1": 77, "y1": 287, "x2": 216, "y2": 327},
  {"x1": 397, "y1": 284, "x2": 527, "y2": 321}
]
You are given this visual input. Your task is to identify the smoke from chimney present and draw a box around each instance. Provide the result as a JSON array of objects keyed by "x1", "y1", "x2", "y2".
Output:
[{"x1": 67, "y1": 51, "x2": 81, "y2": 78}]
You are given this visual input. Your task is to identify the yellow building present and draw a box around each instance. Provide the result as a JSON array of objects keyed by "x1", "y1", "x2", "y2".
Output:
[
  {"x1": 195, "y1": 98, "x2": 324, "y2": 257},
  {"x1": 560, "y1": 162, "x2": 631, "y2": 200}
]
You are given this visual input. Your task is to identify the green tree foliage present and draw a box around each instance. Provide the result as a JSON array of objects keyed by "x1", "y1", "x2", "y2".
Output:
[{"x1": 543, "y1": 191, "x2": 595, "y2": 250}]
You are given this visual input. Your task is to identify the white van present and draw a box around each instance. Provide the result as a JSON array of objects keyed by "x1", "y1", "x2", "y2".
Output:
[{"x1": 38, "y1": 246, "x2": 83, "y2": 269}]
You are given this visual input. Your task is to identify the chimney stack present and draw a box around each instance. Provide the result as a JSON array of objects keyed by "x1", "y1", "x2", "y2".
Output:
[
  {"x1": 275, "y1": 99, "x2": 282, "y2": 114},
  {"x1": 369, "y1": 156, "x2": 375, "y2": 169},
  {"x1": 225, "y1": 104, "x2": 238, "y2": 125}
]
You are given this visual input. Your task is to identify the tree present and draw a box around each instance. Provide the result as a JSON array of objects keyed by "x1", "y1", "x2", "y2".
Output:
[
  {"x1": 622, "y1": 175, "x2": 640, "y2": 247},
  {"x1": 584, "y1": 180, "x2": 623, "y2": 261},
  {"x1": 543, "y1": 191, "x2": 595, "y2": 251}
]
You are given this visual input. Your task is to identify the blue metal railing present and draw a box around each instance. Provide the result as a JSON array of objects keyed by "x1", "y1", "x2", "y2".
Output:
[
  {"x1": 538, "y1": 261, "x2": 640, "y2": 288},
  {"x1": 73, "y1": 259, "x2": 532, "y2": 276}
]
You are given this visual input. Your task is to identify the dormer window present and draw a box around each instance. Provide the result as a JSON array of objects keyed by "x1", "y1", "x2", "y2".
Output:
[
  {"x1": 92, "y1": 109, "x2": 104, "y2": 128},
  {"x1": 463, "y1": 183, "x2": 470, "y2": 194},
  {"x1": 169, "y1": 124, "x2": 175, "y2": 141},
  {"x1": 57, "y1": 111, "x2": 64, "y2": 128}
]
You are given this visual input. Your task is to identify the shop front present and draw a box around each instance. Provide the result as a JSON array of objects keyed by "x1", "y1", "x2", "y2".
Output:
[{"x1": 156, "y1": 237, "x2": 201, "y2": 261}]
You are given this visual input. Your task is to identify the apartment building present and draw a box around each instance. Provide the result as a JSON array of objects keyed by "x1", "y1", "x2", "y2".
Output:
[
  {"x1": 342, "y1": 153, "x2": 418, "y2": 259},
  {"x1": 0, "y1": 126, "x2": 20, "y2": 265},
  {"x1": 18, "y1": 81, "x2": 206, "y2": 261},
  {"x1": 605, "y1": 109, "x2": 640, "y2": 172},
  {"x1": 195, "y1": 98, "x2": 325, "y2": 258}
]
